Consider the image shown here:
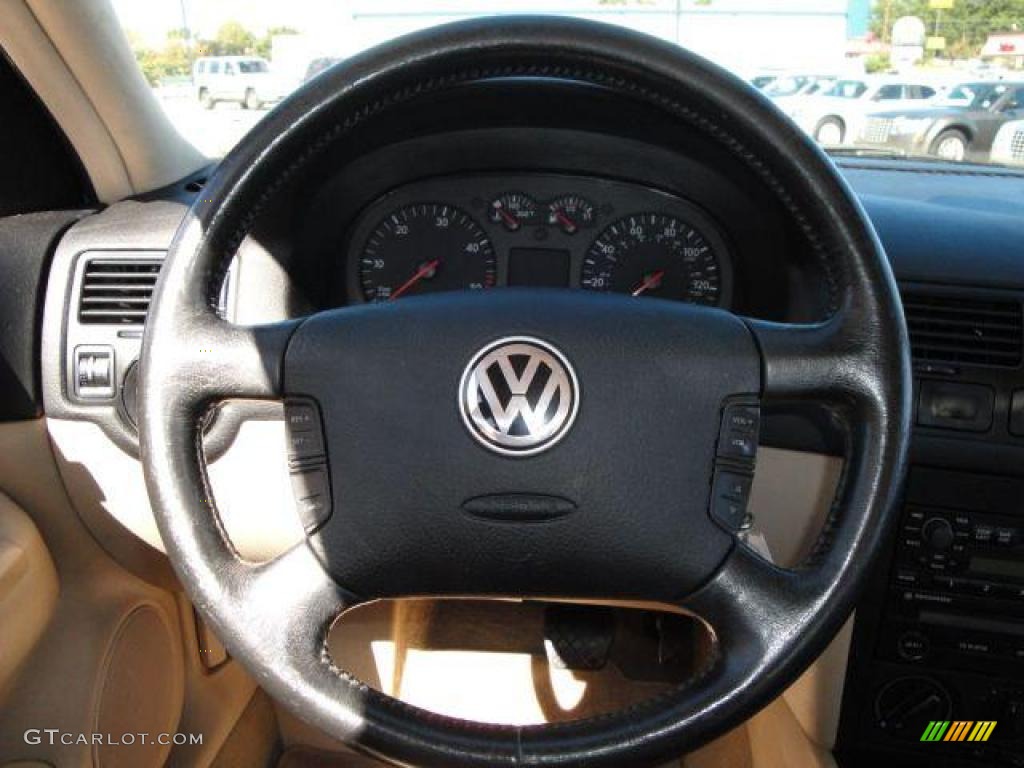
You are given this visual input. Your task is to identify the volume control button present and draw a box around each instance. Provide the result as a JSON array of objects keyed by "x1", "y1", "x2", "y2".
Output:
[{"x1": 922, "y1": 517, "x2": 954, "y2": 551}]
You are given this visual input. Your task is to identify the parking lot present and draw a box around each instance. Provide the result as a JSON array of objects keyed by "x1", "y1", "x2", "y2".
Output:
[
  {"x1": 154, "y1": 84, "x2": 272, "y2": 158},
  {"x1": 154, "y1": 72, "x2": 1024, "y2": 168}
]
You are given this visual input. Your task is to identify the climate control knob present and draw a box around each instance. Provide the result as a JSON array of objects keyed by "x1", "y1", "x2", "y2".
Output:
[{"x1": 922, "y1": 517, "x2": 954, "y2": 551}]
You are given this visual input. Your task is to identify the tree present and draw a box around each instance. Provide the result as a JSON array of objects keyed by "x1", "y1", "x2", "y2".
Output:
[
  {"x1": 871, "y1": 0, "x2": 1024, "y2": 56},
  {"x1": 130, "y1": 21, "x2": 300, "y2": 85},
  {"x1": 197, "y1": 21, "x2": 257, "y2": 57},
  {"x1": 255, "y1": 26, "x2": 299, "y2": 59}
]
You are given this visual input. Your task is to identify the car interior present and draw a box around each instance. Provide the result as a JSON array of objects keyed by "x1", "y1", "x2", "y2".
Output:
[{"x1": 1, "y1": 2, "x2": 1023, "y2": 767}]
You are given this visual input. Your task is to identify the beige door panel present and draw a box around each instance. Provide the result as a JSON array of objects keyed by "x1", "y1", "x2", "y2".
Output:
[
  {"x1": 0, "y1": 419, "x2": 273, "y2": 768},
  {"x1": 0, "y1": 493, "x2": 58, "y2": 701}
]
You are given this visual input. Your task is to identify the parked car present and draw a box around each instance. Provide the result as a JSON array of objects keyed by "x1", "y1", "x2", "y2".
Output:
[
  {"x1": 856, "y1": 81, "x2": 1024, "y2": 161},
  {"x1": 784, "y1": 77, "x2": 938, "y2": 145},
  {"x1": 762, "y1": 74, "x2": 837, "y2": 101},
  {"x1": 932, "y1": 80, "x2": 996, "y2": 107},
  {"x1": 192, "y1": 56, "x2": 290, "y2": 110},
  {"x1": 990, "y1": 118, "x2": 1024, "y2": 165},
  {"x1": 749, "y1": 73, "x2": 779, "y2": 90},
  {"x1": 304, "y1": 56, "x2": 343, "y2": 82}
]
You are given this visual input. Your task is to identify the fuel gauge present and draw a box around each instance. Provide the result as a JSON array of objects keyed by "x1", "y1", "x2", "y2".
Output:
[
  {"x1": 488, "y1": 192, "x2": 537, "y2": 232},
  {"x1": 547, "y1": 195, "x2": 596, "y2": 235}
]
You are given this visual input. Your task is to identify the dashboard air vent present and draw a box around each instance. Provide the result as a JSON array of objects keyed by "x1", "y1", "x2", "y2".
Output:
[
  {"x1": 902, "y1": 292, "x2": 1023, "y2": 368},
  {"x1": 78, "y1": 258, "x2": 162, "y2": 325}
]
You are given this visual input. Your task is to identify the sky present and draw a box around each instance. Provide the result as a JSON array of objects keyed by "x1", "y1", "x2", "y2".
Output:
[
  {"x1": 111, "y1": 0, "x2": 856, "y2": 73},
  {"x1": 112, "y1": 0, "x2": 859, "y2": 45}
]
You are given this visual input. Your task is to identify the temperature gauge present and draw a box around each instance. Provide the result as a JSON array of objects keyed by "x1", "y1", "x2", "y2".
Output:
[
  {"x1": 488, "y1": 193, "x2": 538, "y2": 232},
  {"x1": 547, "y1": 195, "x2": 596, "y2": 235}
]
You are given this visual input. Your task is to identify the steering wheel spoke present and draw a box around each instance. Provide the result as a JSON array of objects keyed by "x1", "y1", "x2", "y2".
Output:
[
  {"x1": 681, "y1": 544, "x2": 813, "y2": 666},
  {"x1": 745, "y1": 313, "x2": 881, "y2": 411},
  {"x1": 146, "y1": 315, "x2": 300, "y2": 411},
  {"x1": 233, "y1": 544, "x2": 358, "y2": 655}
]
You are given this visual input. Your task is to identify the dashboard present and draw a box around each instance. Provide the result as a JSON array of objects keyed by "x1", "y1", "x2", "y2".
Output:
[
  {"x1": 344, "y1": 174, "x2": 732, "y2": 308},
  {"x1": 20, "y1": 67, "x2": 1024, "y2": 768}
]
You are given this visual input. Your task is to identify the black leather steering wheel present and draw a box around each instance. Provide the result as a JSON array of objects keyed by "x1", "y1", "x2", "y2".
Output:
[{"x1": 139, "y1": 17, "x2": 911, "y2": 767}]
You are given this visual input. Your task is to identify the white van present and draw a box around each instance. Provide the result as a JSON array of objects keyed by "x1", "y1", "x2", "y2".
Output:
[{"x1": 192, "y1": 56, "x2": 289, "y2": 110}]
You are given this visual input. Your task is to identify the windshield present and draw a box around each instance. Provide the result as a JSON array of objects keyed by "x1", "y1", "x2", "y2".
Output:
[{"x1": 112, "y1": 1, "x2": 1024, "y2": 167}]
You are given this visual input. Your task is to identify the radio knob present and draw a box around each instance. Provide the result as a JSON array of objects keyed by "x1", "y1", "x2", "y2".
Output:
[{"x1": 922, "y1": 518, "x2": 954, "y2": 551}]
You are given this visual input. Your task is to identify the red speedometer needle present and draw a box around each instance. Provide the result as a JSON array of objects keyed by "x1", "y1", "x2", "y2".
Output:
[
  {"x1": 632, "y1": 270, "x2": 665, "y2": 297},
  {"x1": 389, "y1": 259, "x2": 440, "y2": 301}
]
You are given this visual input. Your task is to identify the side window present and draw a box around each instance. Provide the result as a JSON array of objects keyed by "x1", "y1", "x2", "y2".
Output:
[
  {"x1": 224, "y1": 62, "x2": 235, "y2": 76},
  {"x1": 1002, "y1": 88, "x2": 1024, "y2": 111},
  {"x1": 874, "y1": 84, "x2": 904, "y2": 101},
  {"x1": 911, "y1": 86, "x2": 936, "y2": 99},
  {"x1": 195, "y1": 61, "x2": 205, "y2": 75},
  {"x1": 209, "y1": 61, "x2": 221, "y2": 75}
]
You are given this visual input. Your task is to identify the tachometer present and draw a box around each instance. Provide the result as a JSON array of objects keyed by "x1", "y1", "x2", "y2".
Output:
[
  {"x1": 359, "y1": 204, "x2": 496, "y2": 302},
  {"x1": 581, "y1": 213, "x2": 727, "y2": 306}
]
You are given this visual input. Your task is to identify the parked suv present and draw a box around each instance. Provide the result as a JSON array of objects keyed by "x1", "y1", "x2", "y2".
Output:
[
  {"x1": 192, "y1": 56, "x2": 289, "y2": 110},
  {"x1": 855, "y1": 81, "x2": 1024, "y2": 162}
]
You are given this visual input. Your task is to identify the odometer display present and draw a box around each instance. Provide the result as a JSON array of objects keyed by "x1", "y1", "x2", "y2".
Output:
[
  {"x1": 581, "y1": 213, "x2": 726, "y2": 306},
  {"x1": 359, "y1": 204, "x2": 496, "y2": 302}
]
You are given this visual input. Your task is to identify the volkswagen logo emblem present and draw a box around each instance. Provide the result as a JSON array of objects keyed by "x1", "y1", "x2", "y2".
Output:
[{"x1": 459, "y1": 337, "x2": 579, "y2": 457}]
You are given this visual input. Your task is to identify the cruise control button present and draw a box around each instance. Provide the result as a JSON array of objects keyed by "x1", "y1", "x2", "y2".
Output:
[
  {"x1": 288, "y1": 430, "x2": 324, "y2": 460},
  {"x1": 290, "y1": 465, "x2": 332, "y2": 533},
  {"x1": 284, "y1": 399, "x2": 326, "y2": 461},
  {"x1": 286, "y1": 403, "x2": 318, "y2": 431}
]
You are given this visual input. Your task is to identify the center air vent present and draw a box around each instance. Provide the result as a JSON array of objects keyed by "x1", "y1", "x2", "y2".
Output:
[
  {"x1": 902, "y1": 292, "x2": 1023, "y2": 368},
  {"x1": 78, "y1": 258, "x2": 162, "y2": 325}
]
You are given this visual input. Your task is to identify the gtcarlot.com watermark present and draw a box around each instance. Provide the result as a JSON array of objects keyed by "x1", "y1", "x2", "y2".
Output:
[{"x1": 25, "y1": 729, "x2": 202, "y2": 746}]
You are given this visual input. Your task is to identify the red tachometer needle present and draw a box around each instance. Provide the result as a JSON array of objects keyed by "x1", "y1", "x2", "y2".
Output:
[
  {"x1": 389, "y1": 259, "x2": 440, "y2": 301},
  {"x1": 632, "y1": 270, "x2": 666, "y2": 297}
]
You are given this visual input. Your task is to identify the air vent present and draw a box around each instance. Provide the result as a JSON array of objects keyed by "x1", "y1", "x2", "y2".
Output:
[
  {"x1": 78, "y1": 258, "x2": 162, "y2": 325},
  {"x1": 902, "y1": 292, "x2": 1023, "y2": 368}
]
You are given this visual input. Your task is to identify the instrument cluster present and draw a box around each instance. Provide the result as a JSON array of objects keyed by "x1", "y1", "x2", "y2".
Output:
[{"x1": 345, "y1": 174, "x2": 734, "y2": 308}]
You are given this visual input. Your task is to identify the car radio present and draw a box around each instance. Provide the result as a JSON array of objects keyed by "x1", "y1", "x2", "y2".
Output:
[{"x1": 881, "y1": 468, "x2": 1024, "y2": 674}]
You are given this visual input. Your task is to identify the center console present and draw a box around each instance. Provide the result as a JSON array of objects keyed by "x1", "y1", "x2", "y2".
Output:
[{"x1": 837, "y1": 285, "x2": 1024, "y2": 768}]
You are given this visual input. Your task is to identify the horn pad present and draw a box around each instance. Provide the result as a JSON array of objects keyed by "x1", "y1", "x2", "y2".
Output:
[{"x1": 283, "y1": 289, "x2": 760, "y2": 602}]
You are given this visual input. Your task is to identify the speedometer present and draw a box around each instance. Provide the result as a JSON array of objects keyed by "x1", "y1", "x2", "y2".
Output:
[
  {"x1": 359, "y1": 203, "x2": 496, "y2": 302},
  {"x1": 581, "y1": 213, "x2": 728, "y2": 306}
]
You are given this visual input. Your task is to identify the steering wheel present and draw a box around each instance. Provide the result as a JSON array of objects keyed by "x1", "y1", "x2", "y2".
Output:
[{"x1": 140, "y1": 17, "x2": 910, "y2": 767}]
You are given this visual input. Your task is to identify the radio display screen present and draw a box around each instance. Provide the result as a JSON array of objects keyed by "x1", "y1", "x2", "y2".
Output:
[{"x1": 970, "y1": 555, "x2": 1024, "y2": 582}]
